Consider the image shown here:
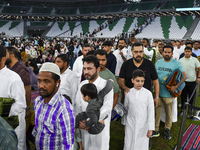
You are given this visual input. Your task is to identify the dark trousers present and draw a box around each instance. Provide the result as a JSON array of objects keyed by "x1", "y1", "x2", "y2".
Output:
[{"x1": 181, "y1": 81, "x2": 197, "y2": 109}]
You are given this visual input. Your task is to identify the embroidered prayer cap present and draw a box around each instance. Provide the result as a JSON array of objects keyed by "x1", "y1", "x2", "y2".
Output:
[{"x1": 39, "y1": 62, "x2": 60, "y2": 77}]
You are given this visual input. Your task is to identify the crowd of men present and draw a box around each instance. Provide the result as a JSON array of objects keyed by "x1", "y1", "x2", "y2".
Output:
[{"x1": 0, "y1": 36, "x2": 200, "y2": 149}]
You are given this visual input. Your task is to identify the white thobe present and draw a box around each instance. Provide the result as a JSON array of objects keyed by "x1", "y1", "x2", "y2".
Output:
[
  {"x1": 59, "y1": 68, "x2": 78, "y2": 105},
  {"x1": 122, "y1": 87, "x2": 155, "y2": 150},
  {"x1": 73, "y1": 55, "x2": 84, "y2": 82},
  {"x1": 113, "y1": 48, "x2": 128, "y2": 76},
  {"x1": 0, "y1": 67, "x2": 26, "y2": 150},
  {"x1": 75, "y1": 76, "x2": 113, "y2": 150},
  {"x1": 173, "y1": 46, "x2": 184, "y2": 56}
]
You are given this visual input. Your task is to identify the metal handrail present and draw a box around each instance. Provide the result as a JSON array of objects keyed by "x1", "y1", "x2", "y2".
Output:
[{"x1": 176, "y1": 82, "x2": 200, "y2": 150}]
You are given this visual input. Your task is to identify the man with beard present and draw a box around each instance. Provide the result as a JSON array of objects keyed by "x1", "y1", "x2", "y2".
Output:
[
  {"x1": 113, "y1": 38, "x2": 129, "y2": 77},
  {"x1": 6, "y1": 47, "x2": 31, "y2": 118},
  {"x1": 0, "y1": 45, "x2": 26, "y2": 150},
  {"x1": 94, "y1": 50, "x2": 120, "y2": 108},
  {"x1": 73, "y1": 43, "x2": 91, "y2": 82},
  {"x1": 118, "y1": 42, "x2": 159, "y2": 105},
  {"x1": 55, "y1": 54, "x2": 78, "y2": 105},
  {"x1": 75, "y1": 55, "x2": 113, "y2": 150},
  {"x1": 154, "y1": 45, "x2": 186, "y2": 139},
  {"x1": 32, "y1": 62, "x2": 75, "y2": 150}
]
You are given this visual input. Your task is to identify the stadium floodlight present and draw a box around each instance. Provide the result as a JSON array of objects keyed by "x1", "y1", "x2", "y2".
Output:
[{"x1": 176, "y1": 8, "x2": 200, "y2": 11}]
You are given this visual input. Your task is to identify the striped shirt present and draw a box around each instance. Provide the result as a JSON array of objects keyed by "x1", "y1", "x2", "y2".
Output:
[{"x1": 32, "y1": 92, "x2": 75, "y2": 150}]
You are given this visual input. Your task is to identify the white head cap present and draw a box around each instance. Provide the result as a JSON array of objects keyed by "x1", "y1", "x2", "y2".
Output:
[{"x1": 39, "y1": 62, "x2": 60, "y2": 77}]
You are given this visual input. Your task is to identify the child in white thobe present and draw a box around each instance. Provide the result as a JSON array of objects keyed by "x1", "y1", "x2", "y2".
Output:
[{"x1": 122, "y1": 69, "x2": 155, "y2": 150}]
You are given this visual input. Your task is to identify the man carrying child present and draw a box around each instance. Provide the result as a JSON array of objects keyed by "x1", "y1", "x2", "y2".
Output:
[{"x1": 74, "y1": 55, "x2": 113, "y2": 150}]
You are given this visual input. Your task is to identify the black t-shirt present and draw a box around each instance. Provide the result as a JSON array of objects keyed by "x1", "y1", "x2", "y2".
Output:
[{"x1": 119, "y1": 58, "x2": 158, "y2": 91}]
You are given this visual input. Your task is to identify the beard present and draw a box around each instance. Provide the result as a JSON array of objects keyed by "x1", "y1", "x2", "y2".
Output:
[
  {"x1": 5, "y1": 58, "x2": 11, "y2": 66},
  {"x1": 164, "y1": 55, "x2": 171, "y2": 61},
  {"x1": 118, "y1": 45, "x2": 124, "y2": 50},
  {"x1": 84, "y1": 70, "x2": 98, "y2": 81},
  {"x1": 39, "y1": 88, "x2": 55, "y2": 98},
  {"x1": 133, "y1": 56, "x2": 143, "y2": 63}
]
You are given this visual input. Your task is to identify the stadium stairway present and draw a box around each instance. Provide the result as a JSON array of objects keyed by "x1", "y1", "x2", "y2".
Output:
[
  {"x1": 42, "y1": 22, "x2": 56, "y2": 37},
  {"x1": 96, "y1": 18, "x2": 126, "y2": 37},
  {"x1": 184, "y1": 17, "x2": 200, "y2": 39},
  {"x1": 0, "y1": 21, "x2": 24, "y2": 37},
  {"x1": 135, "y1": 17, "x2": 165, "y2": 39},
  {"x1": 190, "y1": 18, "x2": 200, "y2": 40}
]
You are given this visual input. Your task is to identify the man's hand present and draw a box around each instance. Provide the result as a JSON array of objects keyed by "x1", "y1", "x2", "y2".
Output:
[
  {"x1": 147, "y1": 130, "x2": 152, "y2": 138},
  {"x1": 129, "y1": 36, "x2": 135, "y2": 46},
  {"x1": 79, "y1": 120, "x2": 87, "y2": 129},
  {"x1": 25, "y1": 109, "x2": 31, "y2": 118},
  {"x1": 124, "y1": 88, "x2": 130, "y2": 95},
  {"x1": 169, "y1": 86, "x2": 177, "y2": 93},
  {"x1": 99, "y1": 119, "x2": 104, "y2": 125},
  {"x1": 154, "y1": 98, "x2": 158, "y2": 108},
  {"x1": 196, "y1": 78, "x2": 200, "y2": 83},
  {"x1": 119, "y1": 51, "x2": 124, "y2": 57}
]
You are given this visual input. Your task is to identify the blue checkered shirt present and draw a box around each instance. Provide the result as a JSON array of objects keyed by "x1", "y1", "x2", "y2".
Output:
[{"x1": 32, "y1": 92, "x2": 75, "y2": 150}]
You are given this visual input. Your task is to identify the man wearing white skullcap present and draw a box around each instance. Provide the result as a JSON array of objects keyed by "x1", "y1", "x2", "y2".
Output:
[{"x1": 32, "y1": 62, "x2": 75, "y2": 150}]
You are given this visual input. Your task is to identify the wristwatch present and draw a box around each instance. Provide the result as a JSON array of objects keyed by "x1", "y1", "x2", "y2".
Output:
[
  {"x1": 155, "y1": 96, "x2": 159, "y2": 99},
  {"x1": 26, "y1": 107, "x2": 30, "y2": 110}
]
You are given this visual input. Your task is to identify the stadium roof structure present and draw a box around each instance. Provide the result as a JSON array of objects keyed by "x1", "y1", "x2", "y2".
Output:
[{"x1": 0, "y1": 8, "x2": 199, "y2": 21}]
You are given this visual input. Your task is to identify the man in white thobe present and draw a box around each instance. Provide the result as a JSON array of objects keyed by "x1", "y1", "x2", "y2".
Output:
[
  {"x1": 73, "y1": 43, "x2": 91, "y2": 82},
  {"x1": 55, "y1": 54, "x2": 78, "y2": 104},
  {"x1": 75, "y1": 55, "x2": 113, "y2": 150},
  {"x1": 0, "y1": 45, "x2": 26, "y2": 150}
]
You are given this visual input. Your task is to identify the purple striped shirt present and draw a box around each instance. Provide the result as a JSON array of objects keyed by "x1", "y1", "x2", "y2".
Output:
[{"x1": 32, "y1": 92, "x2": 75, "y2": 150}]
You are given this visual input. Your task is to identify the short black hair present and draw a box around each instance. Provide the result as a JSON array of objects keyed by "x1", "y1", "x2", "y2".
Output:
[
  {"x1": 184, "y1": 46, "x2": 192, "y2": 52},
  {"x1": 193, "y1": 41, "x2": 200, "y2": 44},
  {"x1": 142, "y1": 38, "x2": 149, "y2": 45},
  {"x1": 102, "y1": 41, "x2": 112, "y2": 46},
  {"x1": 82, "y1": 43, "x2": 91, "y2": 49},
  {"x1": 0, "y1": 46, "x2": 6, "y2": 61},
  {"x1": 119, "y1": 38, "x2": 126, "y2": 44},
  {"x1": 94, "y1": 50, "x2": 107, "y2": 58},
  {"x1": 176, "y1": 40, "x2": 181, "y2": 43},
  {"x1": 82, "y1": 55, "x2": 99, "y2": 69},
  {"x1": 86, "y1": 50, "x2": 95, "y2": 56},
  {"x1": 81, "y1": 83, "x2": 97, "y2": 99},
  {"x1": 52, "y1": 72, "x2": 60, "y2": 82},
  {"x1": 6, "y1": 46, "x2": 19, "y2": 59},
  {"x1": 56, "y1": 54, "x2": 69, "y2": 66},
  {"x1": 163, "y1": 45, "x2": 174, "y2": 53},
  {"x1": 132, "y1": 69, "x2": 145, "y2": 79},
  {"x1": 186, "y1": 42, "x2": 193, "y2": 47},
  {"x1": 131, "y1": 42, "x2": 144, "y2": 51}
]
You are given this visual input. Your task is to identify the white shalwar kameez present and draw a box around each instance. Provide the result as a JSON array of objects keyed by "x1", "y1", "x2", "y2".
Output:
[
  {"x1": 122, "y1": 87, "x2": 155, "y2": 150},
  {"x1": 73, "y1": 55, "x2": 84, "y2": 82},
  {"x1": 59, "y1": 68, "x2": 78, "y2": 105},
  {"x1": 75, "y1": 76, "x2": 113, "y2": 150},
  {"x1": 0, "y1": 67, "x2": 26, "y2": 150}
]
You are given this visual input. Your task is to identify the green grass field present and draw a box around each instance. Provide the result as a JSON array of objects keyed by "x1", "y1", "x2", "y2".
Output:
[{"x1": 109, "y1": 95, "x2": 200, "y2": 150}]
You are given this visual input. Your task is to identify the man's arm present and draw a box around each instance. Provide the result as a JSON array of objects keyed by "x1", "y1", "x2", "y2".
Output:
[
  {"x1": 24, "y1": 85, "x2": 31, "y2": 118},
  {"x1": 110, "y1": 57, "x2": 117, "y2": 75},
  {"x1": 99, "y1": 89, "x2": 113, "y2": 121},
  {"x1": 170, "y1": 71, "x2": 187, "y2": 93},
  {"x1": 113, "y1": 93, "x2": 119, "y2": 109},
  {"x1": 152, "y1": 79, "x2": 159, "y2": 108},
  {"x1": 196, "y1": 67, "x2": 200, "y2": 83},
  {"x1": 118, "y1": 77, "x2": 130, "y2": 94}
]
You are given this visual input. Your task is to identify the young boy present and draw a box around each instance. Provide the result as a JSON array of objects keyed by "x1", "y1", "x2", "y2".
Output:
[
  {"x1": 75, "y1": 79, "x2": 113, "y2": 134},
  {"x1": 122, "y1": 69, "x2": 155, "y2": 150}
]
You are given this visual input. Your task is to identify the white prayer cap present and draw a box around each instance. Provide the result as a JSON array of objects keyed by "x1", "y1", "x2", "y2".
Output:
[{"x1": 39, "y1": 62, "x2": 60, "y2": 77}]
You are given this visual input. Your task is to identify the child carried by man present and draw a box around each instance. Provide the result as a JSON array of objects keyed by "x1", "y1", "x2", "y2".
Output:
[{"x1": 76, "y1": 79, "x2": 113, "y2": 134}]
